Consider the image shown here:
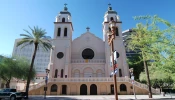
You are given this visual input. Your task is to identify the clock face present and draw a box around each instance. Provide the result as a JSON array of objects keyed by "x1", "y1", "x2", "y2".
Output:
[
  {"x1": 57, "y1": 52, "x2": 64, "y2": 59},
  {"x1": 82, "y1": 48, "x2": 94, "y2": 59}
]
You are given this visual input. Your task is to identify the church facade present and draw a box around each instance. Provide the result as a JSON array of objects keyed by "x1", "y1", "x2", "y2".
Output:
[{"x1": 28, "y1": 5, "x2": 159, "y2": 95}]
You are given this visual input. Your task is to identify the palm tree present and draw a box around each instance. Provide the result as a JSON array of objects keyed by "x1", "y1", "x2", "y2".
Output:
[{"x1": 17, "y1": 26, "x2": 52, "y2": 99}]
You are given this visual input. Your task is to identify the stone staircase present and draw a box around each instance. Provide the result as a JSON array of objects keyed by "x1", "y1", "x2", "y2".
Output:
[{"x1": 29, "y1": 77, "x2": 160, "y2": 94}]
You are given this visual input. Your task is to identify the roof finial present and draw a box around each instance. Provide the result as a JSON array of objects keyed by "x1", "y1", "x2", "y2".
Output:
[
  {"x1": 64, "y1": 3, "x2": 67, "y2": 7},
  {"x1": 86, "y1": 27, "x2": 90, "y2": 32},
  {"x1": 108, "y1": 3, "x2": 111, "y2": 7},
  {"x1": 64, "y1": 3, "x2": 68, "y2": 11},
  {"x1": 108, "y1": 3, "x2": 112, "y2": 10}
]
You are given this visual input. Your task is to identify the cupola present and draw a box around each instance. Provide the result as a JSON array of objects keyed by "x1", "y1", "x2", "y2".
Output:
[{"x1": 55, "y1": 4, "x2": 72, "y2": 22}]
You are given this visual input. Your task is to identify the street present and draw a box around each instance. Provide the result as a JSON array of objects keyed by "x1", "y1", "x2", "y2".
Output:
[{"x1": 24, "y1": 95, "x2": 175, "y2": 100}]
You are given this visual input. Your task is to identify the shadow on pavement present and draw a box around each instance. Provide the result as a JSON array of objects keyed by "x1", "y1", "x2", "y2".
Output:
[{"x1": 24, "y1": 97, "x2": 91, "y2": 100}]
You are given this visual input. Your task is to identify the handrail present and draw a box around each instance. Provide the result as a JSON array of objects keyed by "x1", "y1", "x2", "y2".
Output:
[{"x1": 29, "y1": 77, "x2": 160, "y2": 94}]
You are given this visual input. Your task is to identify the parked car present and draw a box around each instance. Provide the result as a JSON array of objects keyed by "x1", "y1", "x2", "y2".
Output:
[{"x1": 0, "y1": 88, "x2": 26, "y2": 100}]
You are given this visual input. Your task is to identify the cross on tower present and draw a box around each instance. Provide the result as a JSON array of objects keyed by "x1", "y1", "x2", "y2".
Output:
[
  {"x1": 86, "y1": 27, "x2": 90, "y2": 32},
  {"x1": 108, "y1": 3, "x2": 111, "y2": 7},
  {"x1": 64, "y1": 3, "x2": 67, "y2": 7}
]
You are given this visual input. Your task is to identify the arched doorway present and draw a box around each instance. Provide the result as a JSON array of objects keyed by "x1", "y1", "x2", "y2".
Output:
[
  {"x1": 110, "y1": 84, "x2": 114, "y2": 94},
  {"x1": 62, "y1": 85, "x2": 67, "y2": 95},
  {"x1": 120, "y1": 84, "x2": 127, "y2": 92},
  {"x1": 50, "y1": 84, "x2": 57, "y2": 92},
  {"x1": 80, "y1": 84, "x2": 87, "y2": 95},
  {"x1": 90, "y1": 84, "x2": 97, "y2": 95}
]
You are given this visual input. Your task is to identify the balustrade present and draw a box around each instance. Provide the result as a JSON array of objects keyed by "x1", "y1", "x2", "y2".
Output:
[
  {"x1": 71, "y1": 59, "x2": 105, "y2": 63},
  {"x1": 29, "y1": 77, "x2": 159, "y2": 94}
]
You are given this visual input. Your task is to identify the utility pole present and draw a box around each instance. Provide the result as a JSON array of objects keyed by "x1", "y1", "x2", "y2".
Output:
[{"x1": 108, "y1": 20, "x2": 118, "y2": 100}]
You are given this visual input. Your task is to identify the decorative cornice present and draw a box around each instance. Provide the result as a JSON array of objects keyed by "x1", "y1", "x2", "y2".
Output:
[
  {"x1": 54, "y1": 22, "x2": 74, "y2": 31},
  {"x1": 104, "y1": 21, "x2": 122, "y2": 23}
]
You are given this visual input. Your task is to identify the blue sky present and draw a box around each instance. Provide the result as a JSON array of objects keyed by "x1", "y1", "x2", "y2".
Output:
[{"x1": 0, "y1": 0, "x2": 175, "y2": 55}]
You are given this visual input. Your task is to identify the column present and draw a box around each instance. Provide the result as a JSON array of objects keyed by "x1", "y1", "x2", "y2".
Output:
[
  {"x1": 107, "y1": 84, "x2": 111, "y2": 94},
  {"x1": 77, "y1": 84, "x2": 80, "y2": 95},
  {"x1": 65, "y1": 46, "x2": 70, "y2": 77},
  {"x1": 97, "y1": 83, "x2": 100, "y2": 95},
  {"x1": 67, "y1": 85, "x2": 70, "y2": 95},
  {"x1": 65, "y1": 64, "x2": 69, "y2": 77},
  {"x1": 80, "y1": 73, "x2": 83, "y2": 77},
  {"x1": 93, "y1": 73, "x2": 96, "y2": 77},
  {"x1": 87, "y1": 84, "x2": 90, "y2": 95},
  {"x1": 57, "y1": 84, "x2": 61, "y2": 95}
]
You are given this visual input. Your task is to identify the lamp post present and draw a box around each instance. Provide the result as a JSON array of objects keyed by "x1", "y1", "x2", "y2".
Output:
[
  {"x1": 44, "y1": 68, "x2": 50, "y2": 99},
  {"x1": 129, "y1": 68, "x2": 136, "y2": 99},
  {"x1": 108, "y1": 20, "x2": 118, "y2": 100}
]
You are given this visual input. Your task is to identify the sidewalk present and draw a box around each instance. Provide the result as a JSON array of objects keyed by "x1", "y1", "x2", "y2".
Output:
[{"x1": 26, "y1": 95, "x2": 175, "y2": 100}]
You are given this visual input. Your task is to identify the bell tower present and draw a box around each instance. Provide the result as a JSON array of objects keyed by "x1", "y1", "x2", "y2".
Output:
[
  {"x1": 49, "y1": 4, "x2": 73, "y2": 79},
  {"x1": 54, "y1": 3, "x2": 73, "y2": 39},
  {"x1": 102, "y1": 4, "x2": 129, "y2": 77}
]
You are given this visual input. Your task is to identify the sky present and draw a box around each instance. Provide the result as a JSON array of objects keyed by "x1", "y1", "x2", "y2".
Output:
[{"x1": 0, "y1": 0, "x2": 175, "y2": 55}]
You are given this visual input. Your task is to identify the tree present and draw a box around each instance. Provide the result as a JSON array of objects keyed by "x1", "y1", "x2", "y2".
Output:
[
  {"x1": 0, "y1": 56, "x2": 36, "y2": 88},
  {"x1": 17, "y1": 26, "x2": 52, "y2": 99},
  {"x1": 140, "y1": 67, "x2": 174, "y2": 93},
  {"x1": 127, "y1": 55, "x2": 144, "y2": 81},
  {"x1": 127, "y1": 15, "x2": 172, "y2": 98}
]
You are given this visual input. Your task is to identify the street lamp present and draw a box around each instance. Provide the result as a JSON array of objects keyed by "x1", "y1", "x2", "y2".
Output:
[
  {"x1": 44, "y1": 68, "x2": 50, "y2": 99},
  {"x1": 108, "y1": 20, "x2": 118, "y2": 100},
  {"x1": 129, "y1": 68, "x2": 136, "y2": 99}
]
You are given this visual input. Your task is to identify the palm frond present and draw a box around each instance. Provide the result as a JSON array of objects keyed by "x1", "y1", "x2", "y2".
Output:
[
  {"x1": 38, "y1": 39, "x2": 52, "y2": 51},
  {"x1": 20, "y1": 33, "x2": 33, "y2": 39},
  {"x1": 17, "y1": 39, "x2": 32, "y2": 47},
  {"x1": 23, "y1": 29, "x2": 33, "y2": 37}
]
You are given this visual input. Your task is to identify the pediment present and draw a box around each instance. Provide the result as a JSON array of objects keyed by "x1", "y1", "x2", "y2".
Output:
[{"x1": 72, "y1": 32, "x2": 103, "y2": 43}]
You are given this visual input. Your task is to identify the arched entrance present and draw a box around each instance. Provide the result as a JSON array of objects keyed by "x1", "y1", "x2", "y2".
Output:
[
  {"x1": 110, "y1": 84, "x2": 114, "y2": 94},
  {"x1": 80, "y1": 84, "x2": 87, "y2": 95},
  {"x1": 120, "y1": 84, "x2": 127, "y2": 92},
  {"x1": 50, "y1": 84, "x2": 57, "y2": 92},
  {"x1": 62, "y1": 85, "x2": 67, "y2": 95},
  {"x1": 90, "y1": 84, "x2": 97, "y2": 95}
]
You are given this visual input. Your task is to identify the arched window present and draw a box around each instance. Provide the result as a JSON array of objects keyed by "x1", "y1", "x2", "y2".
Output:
[
  {"x1": 110, "y1": 17, "x2": 114, "y2": 21},
  {"x1": 116, "y1": 27, "x2": 119, "y2": 36},
  {"x1": 62, "y1": 18, "x2": 65, "y2": 22},
  {"x1": 120, "y1": 84, "x2": 127, "y2": 91},
  {"x1": 61, "y1": 69, "x2": 64, "y2": 78},
  {"x1": 57, "y1": 28, "x2": 61, "y2": 36},
  {"x1": 119, "y1": 69, "x2": 122, "y2": 77},
  {"x1": 54, "y1": 69, "x2": 58, "y2": 78},
  {"x1": 51, "y1": 84, "x2": 57, "y2": 92},
  {"x1": 64, "y1": 28, "x2": 67, "y2": 37}
]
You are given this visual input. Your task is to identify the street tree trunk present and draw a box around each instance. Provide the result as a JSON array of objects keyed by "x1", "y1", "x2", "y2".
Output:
[
  {"x1": 25, "y1": 43, "x2": 38, "y2": 99},
  {"x1": 5, "y1": 80, "x2": 10, "y2": 88},
  {"x1": 142, "y1": 51, "x2": 152, "y2": 98}
]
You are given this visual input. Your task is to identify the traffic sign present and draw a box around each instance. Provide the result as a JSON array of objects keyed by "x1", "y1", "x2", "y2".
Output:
[
  {"x1": 114, "y1": 50, "x2": 119, "y2": 64},
  {"x1": 110, "y1": 55, "x2": 112, "y2": 67},
  {"x1": 114, "y1": 64, "x2": 118, "y2": 69},
  {"x1": 110, "y1": 72, "x2": 114, "y2": 75},
  {"x1": 131, "y1": 76, "x2": 134, "y2": 80},
  {"x1": 114, "y1": 68, "x2": 117, "y2": 74},
  {"x1": 114, "y1": 50, "x2": 119, "y2": 58}
]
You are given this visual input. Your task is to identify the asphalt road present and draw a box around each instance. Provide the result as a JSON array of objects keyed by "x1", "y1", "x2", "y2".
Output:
[{"x1": 22, "y1": 95, "x2": 175, "y2": 100}]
